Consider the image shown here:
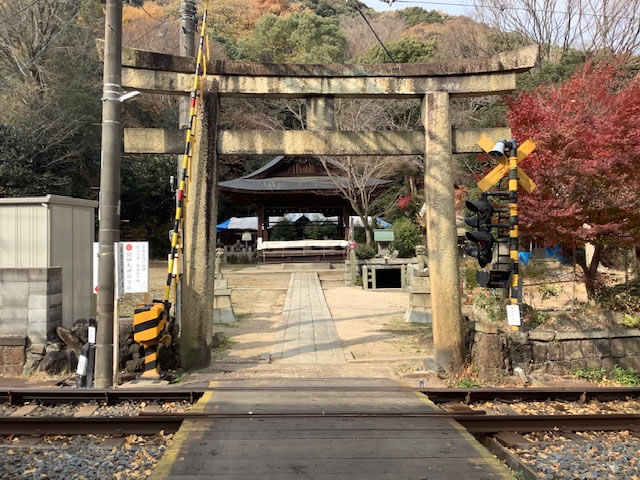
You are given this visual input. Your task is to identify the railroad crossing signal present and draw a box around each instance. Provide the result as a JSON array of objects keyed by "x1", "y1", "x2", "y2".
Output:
[
  {"x1": 477, "y1": 136, "x2": 537, "y2": 193},
  {"x1": 464, "y1": 196, "x2": 495, "y2": 268}
]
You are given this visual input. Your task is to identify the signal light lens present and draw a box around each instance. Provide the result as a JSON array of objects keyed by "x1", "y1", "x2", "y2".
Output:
[{"x1": 476, "y1": 270, "x2": 511, "y2": 289}]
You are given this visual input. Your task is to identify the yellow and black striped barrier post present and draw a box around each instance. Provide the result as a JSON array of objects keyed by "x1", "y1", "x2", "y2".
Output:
[
  {"x1": 164, "y1": 0, "x2": 210, "y2": 307},
  {"x1": 133, "y1": 302, "x2": 167, "y2": 378},
  {"x1": 508, "y1": 146, "x2": 520, "y2": 331}
]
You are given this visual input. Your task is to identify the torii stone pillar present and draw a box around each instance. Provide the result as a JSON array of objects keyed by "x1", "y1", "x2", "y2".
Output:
[
  {"x1": 422, "y1": 92, "x2": 464, "y2": 371},
  {"x1": 180, "y1": 87, "x2": 219, "y2": 368}
]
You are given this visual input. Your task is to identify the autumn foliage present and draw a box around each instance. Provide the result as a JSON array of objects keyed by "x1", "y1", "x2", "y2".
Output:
[{"x1": 507, "y1": 61, "x2": 640, "y2": 296}]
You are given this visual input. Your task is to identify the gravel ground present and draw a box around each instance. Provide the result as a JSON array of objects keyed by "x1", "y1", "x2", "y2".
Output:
[
  {"x1": 94, "y1": 401, "x2": 192, "y2": 416},
  {"x1": 468, "y1": 399, "x2": 640, "y2": 415},
  {"x1": 0, "y1": 401, "x2": 193, "y2": 417},
  {"x1": 30, "y1": 403, "x2": 79, "y2": 416},
  {"x1": 0, "y1": 434, "x2": 172, "y2": 479},
  {"x1": 0, "y1": 405, "x2": 17, "y2": 416},
  {"x1": 511, "y1": 431, "x2": 640, "y2": 479}
]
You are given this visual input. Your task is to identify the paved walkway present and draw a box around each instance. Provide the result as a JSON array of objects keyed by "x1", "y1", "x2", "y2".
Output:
[{"x1": 272, "y1": 272, "x2": 345, "y2": 364}]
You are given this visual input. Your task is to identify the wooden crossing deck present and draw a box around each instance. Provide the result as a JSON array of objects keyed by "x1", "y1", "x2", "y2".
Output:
[
  {"x1": 272, "y1": 272, "x2": 345, "y2": 364},
  {"x1": 151, "y1": 378, "x2": 513, "y2": 479}
]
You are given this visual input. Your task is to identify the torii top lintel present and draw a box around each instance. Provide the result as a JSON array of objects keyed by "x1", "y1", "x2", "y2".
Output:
[{"x1": 107, "y1": 41, "x2": 538, "y2": 98}]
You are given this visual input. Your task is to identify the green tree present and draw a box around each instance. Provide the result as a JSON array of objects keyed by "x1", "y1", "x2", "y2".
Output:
[
  {"x1": 237, "y1": 13, "x2": 347, "y2": 63},
  {"x1": 120, "y1": 155, "x2": 175, "y2": 258},
  {"x1": 397, "y1": 7, "x2": 445, "y2": 27},
  {"x1": 356, "y1": 38, "x2": 436, "y2": 64},
  {"x1": 391, "y1": 218, "x2": 422, "y2": 258},
  {"x1": 297, "y1": 0, "x2": 366, "y2": 17}
]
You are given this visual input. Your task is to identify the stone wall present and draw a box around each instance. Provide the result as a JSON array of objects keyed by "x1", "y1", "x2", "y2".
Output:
[
  {"x1": 0, "y1": 336, "x2": 26, "y2": 376},
  {"x1": 470, "y1": 322, "x2": 640, "y2": 381},
  {"x1": 0, "y1": 267, "x2": 62, "y2": 344}
]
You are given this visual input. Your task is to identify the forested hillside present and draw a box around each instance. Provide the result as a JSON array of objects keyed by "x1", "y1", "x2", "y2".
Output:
[{"x1": 0, "y1": 0, "x2": 637, "y2": 256}]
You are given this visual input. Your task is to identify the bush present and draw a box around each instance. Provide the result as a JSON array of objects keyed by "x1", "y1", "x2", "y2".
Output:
[
  {"x1": 391, "y1": 218, "x2": 422, "y2": 258},
  {"x1": 226, "y1": 254, "x2": 237, "y2": 264},
  {"x1": 305, "y1": 222, "x2": 337, "y2": 240},
  {"x1": 355, "y1": 245, "x2": 376, "y2": 260},
  {"x1": 353, "y1": 226, "x2": 367, "y2": 244},
  {"x1": 597, "y1": 280, "x2": 640, "y2": 315},
  {"x1": 236, "y1": 253, "x2": 253, "y2": 264},
  {"x1": 271, "y1": 219, "x2": 297, "y2": 241}
]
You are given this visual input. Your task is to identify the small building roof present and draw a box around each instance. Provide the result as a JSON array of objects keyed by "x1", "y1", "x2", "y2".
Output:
[
  {"x1": 219, "y1": 156, "x2": 390, "y2": 195},
  {"x1": 0, "y1": 195, "x2": 98, "y2": 208}
]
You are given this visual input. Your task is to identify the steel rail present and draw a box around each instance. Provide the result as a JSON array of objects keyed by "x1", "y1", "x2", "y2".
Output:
[
  {"x1": 422, "y1": 387, "x2": 640, "y2": 403},
  {"x1": 1, "y1": 386, "x2": 640, "y2": 405},
  {"x1": 0, "y1": 389, "x2": 204, "y2": 405},
  {"x1": 457, "y1": 413, "x2": 640, "y2": 433},
  {"x1": 0, "y1": 416, "x2": 183, "y2": 435},
  {"x1": 2, "y1": 412, "x2": 639, "y2": 436}
]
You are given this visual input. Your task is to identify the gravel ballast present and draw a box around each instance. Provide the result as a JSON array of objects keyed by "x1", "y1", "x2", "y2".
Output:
[
  {"x1": 0, "y1": 433, "x2": 173, "y2": 479},
  {"x1": 509, "y1": 431, "x2": 640, "y2": 480},
  {"x1": 468, "y1": 398, "x2": 640, "y2": 415}
]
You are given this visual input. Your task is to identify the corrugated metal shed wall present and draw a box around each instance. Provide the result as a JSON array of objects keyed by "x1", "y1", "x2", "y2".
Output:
[
  {"x1": 50, "y1": 204, "x2": 94, "y2": 327},
  {"x1": 0, "y1": 204, "x2": 48, "y2": 268},
  {"x1": 0, "y1": 196, "x2": 96, "y2": 328}
]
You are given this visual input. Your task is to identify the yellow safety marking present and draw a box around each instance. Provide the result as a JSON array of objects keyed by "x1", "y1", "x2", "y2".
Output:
[
  {"x1": 517, "y1": 138, "x2": 536, "y2": 161},
  {"x1": 510, "y1": 250, "x2": 518, "y2": 260},
  {"x1": 477, "y1": 163, "x2": 508, "y2": 192},
  {"x1": 516, "y1": 168, "x2": 536, "y2": 193},
  {"x1": 508, "y1": 179, "x2": 518, "y2": 190},
  {"x1": 477, "y1": 134, "x2": 495, "y2": 154},
  {"x1": 510, "y1": 229, "x2": 518, "y2": 238}
]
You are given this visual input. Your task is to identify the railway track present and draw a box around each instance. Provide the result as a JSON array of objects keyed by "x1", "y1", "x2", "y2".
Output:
[
  {"x1": 1, "y1": 386, "x2": 639, "y2": 404},
  {"x1": 2, "y1": 387, "x2": 639, "y2": 479},
  {"x1": 1, "y1": 411, "x2": 638, "y2": 436},
  {"x1": 1, "y1": 387, "x2": 638, "y2": 436}
]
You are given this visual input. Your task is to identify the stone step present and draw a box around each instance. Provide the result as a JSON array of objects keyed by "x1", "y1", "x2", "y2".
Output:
[{"x1": 321, "y1": 279, "x2": 344, "y2": 289}]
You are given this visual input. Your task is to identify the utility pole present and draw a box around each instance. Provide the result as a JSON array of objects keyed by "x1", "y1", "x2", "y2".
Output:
[
  {"x1": 174, "y1": 0, "x2": 197, "y2": 325},
  {"x1": 179, "y1": 0, "x2": 197, "y2": 128},
  {"x1": 95, "y1": 0, "x2": 123, "y2": 388}
]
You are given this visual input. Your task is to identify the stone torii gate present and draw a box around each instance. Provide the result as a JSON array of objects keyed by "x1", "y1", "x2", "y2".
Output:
[{"x1": 118, "y1": 44, "x2": 537, "y2": 370}]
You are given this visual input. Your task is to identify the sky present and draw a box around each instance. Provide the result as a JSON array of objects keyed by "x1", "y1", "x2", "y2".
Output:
[{"x1": 361, "y1": 0, "x2": 473, "y2": 17}]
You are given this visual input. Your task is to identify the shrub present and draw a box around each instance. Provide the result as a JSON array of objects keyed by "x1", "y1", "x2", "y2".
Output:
[
  {"x1": 226, "y1": 254, "x2": 237, "y2": 264},
  {"x1": 391, "y1": 218, "x2": 422, "y2": 258},
  {"x1": 597, "y1": 280, "x2": 640, "y2": 315},
  {"x1": 305, "y1": 222, "x2": 337, "y2": 240},
  {"x1": 270, "y1": 219, "x2": 297, "y2": 241},
  {"x1": 355, "y1": 245, "x2": 376, "y2": 260}
]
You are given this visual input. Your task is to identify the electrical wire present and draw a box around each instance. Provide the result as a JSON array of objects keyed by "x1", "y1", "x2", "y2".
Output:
[
  {"x1": 128, "y1": 15, "x2": 178, "y2": 46},
  {"x1": 0, "y1": 0, "x2": 42, "y2": 26},
  {"x1": 0, "y1": 0, "x2": 90, "y2": 90},
  {"x1": 392, "y1": 0, "x2": 640, "y2": 21},
  {"x1": 355, "y1": 3, "x2": 397, "y2": 62}
]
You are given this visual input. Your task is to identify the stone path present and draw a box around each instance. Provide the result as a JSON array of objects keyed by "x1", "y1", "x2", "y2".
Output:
[{"x1": 272, "y1": 272, "x2": 345, "y2": 364}]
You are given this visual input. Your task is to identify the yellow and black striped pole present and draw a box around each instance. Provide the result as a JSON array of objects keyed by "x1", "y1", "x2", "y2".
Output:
[
  {"x1": 507, "y1": 142, "x2": 520, "y2": 330},
  {"x1": 133, "y1": 302, "x2": 166, "y2": 378},
  {"x1": 164, "y1": 1, "x2": 210, "y2": 307}
]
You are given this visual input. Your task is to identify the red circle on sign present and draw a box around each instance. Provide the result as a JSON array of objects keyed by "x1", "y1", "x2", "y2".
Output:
[{"x1": 126, "y1": 244, "x2": 133, "y2": 251}]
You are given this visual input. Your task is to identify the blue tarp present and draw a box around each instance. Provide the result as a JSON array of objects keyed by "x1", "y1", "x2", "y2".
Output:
[{"x1": 216, "y1": 219, "x2": 231, "y2": 232}]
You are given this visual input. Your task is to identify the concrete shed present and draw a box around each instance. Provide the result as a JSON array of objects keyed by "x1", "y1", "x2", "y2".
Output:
[{"x1": 0, "y1": 195, "x2": 97, "y2": 329}]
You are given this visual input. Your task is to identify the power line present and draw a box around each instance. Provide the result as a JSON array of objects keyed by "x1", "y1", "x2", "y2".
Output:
[
  {"x1": 0, "y1": 0, "x2": 90, "y2": 90},
  {"x1": 355, "y1": 3, "x2": 397, "y2": 62},
  {"x1": 0, "y1": 0, "x2": 42, "y2": 26},
  {"x1": 392, "y1": 0, "x2": 640, "y2": 21},
  {"x1": 128, "y1": 15, "x2": 178, "y2": 46}
]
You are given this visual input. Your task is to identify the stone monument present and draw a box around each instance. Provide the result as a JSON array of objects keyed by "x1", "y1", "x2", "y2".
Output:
[
  {"x1": 405, "y1": 245, "x2": 432, "y2": 323},
  {"x1": 213, "y1": 248, "x2": 236, "y2": 323}
]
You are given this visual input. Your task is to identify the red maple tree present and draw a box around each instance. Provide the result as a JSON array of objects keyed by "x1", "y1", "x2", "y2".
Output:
[{"x1": 507, "y1": 61, "x2": 640, "y2": 299}]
